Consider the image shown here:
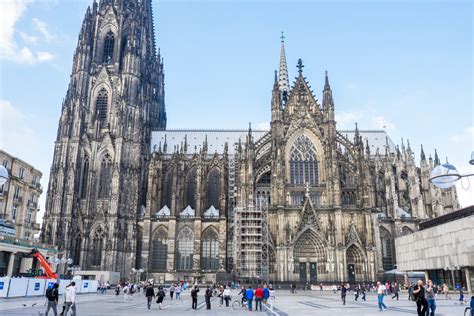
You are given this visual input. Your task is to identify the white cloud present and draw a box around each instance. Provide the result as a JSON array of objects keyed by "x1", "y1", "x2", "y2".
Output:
[
  {"x1": 373, "y1": 116, "x2": 396, "y2": 131},
  {"x1": 335, "y1": 111, "x2": 363, "y2": 129},
  {"x1": 32, "y1": 17, "x2": 54, "y2": 42},
  {"x1": 19, "y1": 31, "x2": 37, "y2": 44},
  {"x1": 449, "y1": 126, "x2": 474, "y2": 144},
  {"x1": 0, "y1": 0, "x2": 54, "y2": 64}
]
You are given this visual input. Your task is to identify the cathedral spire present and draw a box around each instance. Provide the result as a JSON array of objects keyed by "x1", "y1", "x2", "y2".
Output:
[
  {"x1": 278, "y1": 32, "x2": 290, "y2": 96},
  {"x1": 434, "y1": 149, "x2": 440, "y2": 166},
  {"x1": 324, "y1": 70, "x2": 331, "y2": 90},
  {"x1": 420, "y1": 144, "x2": 426, "y2": 161}
]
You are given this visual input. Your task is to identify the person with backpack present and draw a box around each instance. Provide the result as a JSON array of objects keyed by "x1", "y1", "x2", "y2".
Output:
[
  {"x1": 341, "y1": 283, "x2": 348, "y2": 305},
  {"x1": 145, "y1": 284, "x2": 155, "y2": 310},
  {"x1": 45, "y1": 283, "x2": 59, "y2": 316},
  {"x1": 205, "y1": 285, "x2": 212, "y2": 310},
  {"x1": 412, "y1": 280, "x2": 428, "y2": 316},
  {"x1": 191, "y1": 285, "x2": 199, "y2": 309},
  {"x1": 156, "y1": 286, "x2": 165, "y2": 309}
]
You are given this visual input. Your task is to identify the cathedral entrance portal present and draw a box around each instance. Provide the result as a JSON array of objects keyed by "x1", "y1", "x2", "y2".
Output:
[
  {"x1": 347, "y1": 264, "x2": 355, "y2": 284},
  {"x1": 310, "y1": 262, "x2": 317, "y2": 284},
  {"x1": 299, "y1": 262, "x2": 307, "y2": 284}
]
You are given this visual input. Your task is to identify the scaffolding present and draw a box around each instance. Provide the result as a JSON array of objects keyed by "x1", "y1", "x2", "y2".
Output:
[{"x1": 233, "y1": 196, "x2": 269, "y2": 284}]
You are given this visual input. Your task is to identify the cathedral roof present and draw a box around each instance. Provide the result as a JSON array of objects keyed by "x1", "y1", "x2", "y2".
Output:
[
  {"x1": 151, "y1": 129, "x2": 395, "y2": 156},
  {"x1": 339, "y1": 129, "x2": 396, "y2": 156},
  {"x1": 151, "y1": 129, "x2": 268, "y2": 155}
]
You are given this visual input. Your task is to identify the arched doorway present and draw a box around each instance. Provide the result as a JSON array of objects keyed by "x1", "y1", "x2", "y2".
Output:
[
  {"x1": 293, "y1": 228, "x2": 327, "y2": 285},
  {"x1": 346, "y1": 244, "x2": 365, "y2": 283}
]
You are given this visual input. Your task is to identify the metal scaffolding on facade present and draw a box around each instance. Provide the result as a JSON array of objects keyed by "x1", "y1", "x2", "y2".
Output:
[{"x1": 233, "y1": 196, "x2": 269, "y2": 283}]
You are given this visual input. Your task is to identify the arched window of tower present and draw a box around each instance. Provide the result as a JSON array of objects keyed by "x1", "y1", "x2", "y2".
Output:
[
  {"x1": 80, "y1": 156, "x2": 89, "y2": 199},
  {"x1": 151, "y1": 226, "x2": 168, "y2": 271},
  {"x1": 162, "y1": 170, "x2": 173, "y2": 209},
  {"x1": 201, "y1": 227, "x2": 219, "y2": 271},
  {"x1": 207, "y1": 168, "x2": 220, "y2": 209},
  {"x1": 98, "y1": 154, "x2": 112, "y2": 199},
  {"x1": 103, "y1": 31, "x2": 115, "y2": 64},
  {"x1": 186, "y1": 167, "x2": 197, "y2": 210},
  {"x1": 96, "y1": 88, "x2": 108, "y2": 128}
]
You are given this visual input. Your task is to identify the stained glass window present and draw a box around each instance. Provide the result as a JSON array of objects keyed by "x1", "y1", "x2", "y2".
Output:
[
  {"x1": 201, "y1": 228, "x2": 219, "y2": 271},
  {"x1": 151, "y1": 227, "x2": 168, "y2": 270},
  {"x1": 103, "y1": 31, "x2": 114, "y2": 63},
  {"x1": 96, "y1": 88, "x2": 108, "y2": 128},
  {"x1": 289, "y1": 135, "x2": 318, "y2": 185},
  {"x1": 176, "y1": 227, "x2": 194, "y2": 270}
]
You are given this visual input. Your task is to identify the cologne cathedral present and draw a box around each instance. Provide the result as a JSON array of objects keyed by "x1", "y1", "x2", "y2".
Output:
[{"x1": 42, "y1": 0, "x2": 459, "y2": 284}]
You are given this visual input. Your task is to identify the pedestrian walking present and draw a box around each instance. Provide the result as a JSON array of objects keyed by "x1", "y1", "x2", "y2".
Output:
[
  {"x1": 45, "y1": 283, "x2": 59, "y2": 316},
  {"x1": 205, "y1": 286, "x2": 212, "y2": 310},
  {"x1": 377, "y1": 281, "x2": 387, "y2": 311},
  {"x1": 64, "y1": 282, "x2": 77, "y2": 316},
  {"x1": 218, "y1": 285, "x2": 224, "y2": 307},
  {"x1": 361, "y1": 284, "x2": 366, "y2": 301},
  {"x1": 170, "y1": 284, "x2": 175, "y2": 300},
  {"x1": 341, "y1": 283, "x2": 347, "y2": 305},
  {"x1": 263, "y1": 284, "x2": 270, "y2": 304},
  {"x1": 320, "y1": 283, "x2": 323, "y2": 291},
  {"x1": 412, "y1": 280, "x2": 428, "y2": 316},
  {"x1": 145, "y1": 284, "x2": 155, "y2": 310},
  {"x1": 255, "y1": 285, "x2": 264, "y2": 311},
  {"x1": 223, "y1": 286, "x2": 232, "y2": 307},
  {"x1": 175, "y1": 284, "x2": 182, "y2": 300},
  {"x1": 392, "y1": 282, "x2": 400, "y2": 300},
  {"x1": 191, "y1": 285, "x2": 199, "y2": 309},
  {"x1": 425, "y1": 279, "x2": 436, "y2": 316},
  {"x1": 354, "y1": 285, "x2": 360, "y2": 301},
  {"x1": 443, "y1": 283, "x2": 450, "y2": 300},
  {"x1": 459, "y1": 289, "x2": 465, "y2": 304},
  {"x1": 156, "y1": 286, "x2": 165, "y2": 309},
  {"x1": 245, "y1": 286, "x2": 254, "y2": 311},
  {"x1": 332, "y1": 284, "x2": 337, "y2": 294}
]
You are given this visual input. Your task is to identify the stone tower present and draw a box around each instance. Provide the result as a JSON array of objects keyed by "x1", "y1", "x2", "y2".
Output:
[{"x1": 41, "y1": 0, "x2": 166, "y2": 274}]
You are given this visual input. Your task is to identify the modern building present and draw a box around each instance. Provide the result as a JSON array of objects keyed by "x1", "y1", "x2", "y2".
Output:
[
  {"x1": 395, "y1": 205, "x2": 474, "y2": 293},
  {"x1": 0, "y1": 235, "x2": 57, "y2": 277},
  {"x1": 0, "y1": 150, "x2": 42, "y2": 240},
  {"x1": 42, "y1": 0, "x2": 460, "y2": 284}
]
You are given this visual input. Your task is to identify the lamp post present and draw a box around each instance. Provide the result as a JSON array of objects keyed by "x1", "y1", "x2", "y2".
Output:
[
  {"x1": 131, "y1": 268, "x2": 144, "y2": 283},
  {"x1": 429, "y1": 154, "x2": 474, "y2": 189},
  {"x1": 67, "y1": 266, "x2": 81, "y2": 279}
]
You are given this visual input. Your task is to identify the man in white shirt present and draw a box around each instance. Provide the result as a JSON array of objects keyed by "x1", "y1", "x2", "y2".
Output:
[
  {"x1": 377, "y1": 281, "x2": 387, "y2": 311},
  {"x1": 64, "y1": 281, "x2": 77, "y2": 316}
]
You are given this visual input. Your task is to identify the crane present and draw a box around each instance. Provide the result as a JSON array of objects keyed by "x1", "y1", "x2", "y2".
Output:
[{"x1": 29, "y1": 248, "x2": 58, "y2": 279}]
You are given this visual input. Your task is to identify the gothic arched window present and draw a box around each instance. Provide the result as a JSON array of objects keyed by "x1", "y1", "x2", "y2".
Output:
[
  {"x1": 380, "y1": 227, "x2": 394, "y2": 271},
  {"x1": 151, "y1": 227, "x2": 168, "y2": 271},
  {"x1": 186, "y1": 167, "x2": 197, "y2": 209},
  {"x1": 73, "y1": 236, "x2": 81, "y2": 266},
  {"x1": 98, "y1": 154, "x2": 112, "y2": 199},
  {"x1": 201, "y1": 228, "x2": 219, "y2": 271},
  {"x1": 103, "y1": 31, "x2": 115, "y2": 63},
  {"x1": 91, "y1": 229, "x2": 104, "y2": 267},
  {"x1": 175, "y1": 227, "x2": 194, "y2": 270},
  {"x1": 207, "y1": 168, "x2": 220, "y2": 208},
  {"x1": 289, "y1": 134, "x2": 319, "y2": 185},
  {"x1": 163, "y1": 170, "x2": 173, "y2": 208},
  {"x1": 80, "y1": 157, "x2": 89, "y2": 199},
  {"x1": 96, "y1": 88, "x2": 108, "y2": 128}
]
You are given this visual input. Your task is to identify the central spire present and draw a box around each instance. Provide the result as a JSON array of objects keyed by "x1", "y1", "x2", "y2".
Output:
[{"x1": 278, "y1": 31, "x2": 290, "y2": 96}]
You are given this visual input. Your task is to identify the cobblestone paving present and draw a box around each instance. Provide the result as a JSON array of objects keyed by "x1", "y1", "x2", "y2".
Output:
[{"x1": 0, "y1": 289, "x2": 470, "y2": 315}]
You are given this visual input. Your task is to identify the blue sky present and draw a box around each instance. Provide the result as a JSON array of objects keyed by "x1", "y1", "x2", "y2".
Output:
[{"x1": 0, "y1": 0, "x2": 472, "y2": 218}]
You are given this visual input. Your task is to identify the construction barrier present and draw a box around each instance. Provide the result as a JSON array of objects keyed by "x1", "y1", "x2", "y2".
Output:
[{"x1": 0, "y1": 277, "x2": 99, "y2": 298}]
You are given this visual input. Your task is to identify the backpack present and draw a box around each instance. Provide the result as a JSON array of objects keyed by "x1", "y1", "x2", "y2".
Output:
[{"x1": 46, "y1": 288, "x2": 54, "y2": 300}]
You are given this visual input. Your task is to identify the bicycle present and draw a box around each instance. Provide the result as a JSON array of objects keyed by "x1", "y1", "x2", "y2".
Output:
[
  {"x1": 464, "y1": 307, "x2": 472, "y2": 316},
  {"x1": 232, "y1": 298, "x2": 248, "y2": 310}
]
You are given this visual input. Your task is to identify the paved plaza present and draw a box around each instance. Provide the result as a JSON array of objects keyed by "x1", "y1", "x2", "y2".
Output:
[{"x1": 0, "y1": 289, "x2": 470, "y2": 315}]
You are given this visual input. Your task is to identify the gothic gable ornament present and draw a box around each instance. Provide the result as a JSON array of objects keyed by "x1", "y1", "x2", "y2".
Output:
[
  {"x1": 203, "y1": 205, "x2": 219, "y2": 218},
  {"x1": 297, "y1": 196, "x2": 320, "y2": 233},
  {"x1": 180, "y1": 205, "x2": 195, "y2": 217},
  {"x1": 156, "y1": 205, "x2": 170, "y2": 217},
  {"x1": 345, "y1": 221, "x2": 363, "y2": 247}
]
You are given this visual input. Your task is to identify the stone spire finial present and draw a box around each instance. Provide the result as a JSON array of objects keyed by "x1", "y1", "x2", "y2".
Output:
[
  {"x1": 324, "y1": 70, "x2": 330, "y2": 90},
  {"x1": 420, "y1": 144, "x2": 426, "y2": 161},
  {"x1": 297, "y1": 58, "x2": 304, "y2": 73},
  {"x1": 278, "y1": 32, "x2": 290, "y2": 95}
]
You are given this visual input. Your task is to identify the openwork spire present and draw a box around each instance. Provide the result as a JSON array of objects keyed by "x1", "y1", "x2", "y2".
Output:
[{"x1": 278, "y1": 31, "x2": 290, "y2": 95}]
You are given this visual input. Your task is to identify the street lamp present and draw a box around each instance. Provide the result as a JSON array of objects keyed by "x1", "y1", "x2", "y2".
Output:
[
  {"x1": 0, "y1": 165, "x2": 8, "y2": 186},
  {"x1": 131, "y1": 268, "x2": 144, "y2": 283},
  {"x1": 429, "y1": 155, "x2": 474, "y2": 189},
  {"x1": 67, "y1": 266, "x2": 81, "y2": 278}
]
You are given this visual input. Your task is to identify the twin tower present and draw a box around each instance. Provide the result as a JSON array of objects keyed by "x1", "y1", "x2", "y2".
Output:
[{"x1": 41, "y1": 0, "x2": 165, "y2": 273}]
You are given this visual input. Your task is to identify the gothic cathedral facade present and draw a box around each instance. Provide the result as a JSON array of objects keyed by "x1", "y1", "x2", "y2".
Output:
[{"x1": 42, "y1": 0, "x2": 459, "y2": 284}]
